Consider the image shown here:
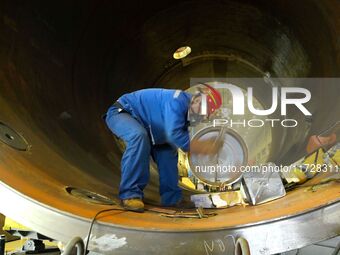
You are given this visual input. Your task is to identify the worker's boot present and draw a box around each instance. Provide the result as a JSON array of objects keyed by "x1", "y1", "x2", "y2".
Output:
[{"x1": 121, "y1": 198, "x2": 144, "y2": 213}]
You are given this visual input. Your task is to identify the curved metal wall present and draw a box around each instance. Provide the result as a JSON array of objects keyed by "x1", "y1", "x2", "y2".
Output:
[{"x1": 0, "y1": 1, "x2": 339, "y2": 254}]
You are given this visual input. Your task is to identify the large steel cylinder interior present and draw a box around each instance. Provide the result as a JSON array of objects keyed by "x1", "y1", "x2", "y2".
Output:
[{"x1": 0, "y1": 0, "x2": 339, "y2": 254}]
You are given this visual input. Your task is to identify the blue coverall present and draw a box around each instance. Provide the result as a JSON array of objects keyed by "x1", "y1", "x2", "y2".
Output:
[{"x1": 105, "y1": 89, "x2": 192, "y2": 206}]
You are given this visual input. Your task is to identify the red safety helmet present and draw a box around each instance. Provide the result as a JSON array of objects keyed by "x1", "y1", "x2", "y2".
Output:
[
  {"x1": 200, "y1": 84, "x2": 223, "y2": 116},
  {"x1": 189, "y1": 83, "x2": 222, "y2": 125}
]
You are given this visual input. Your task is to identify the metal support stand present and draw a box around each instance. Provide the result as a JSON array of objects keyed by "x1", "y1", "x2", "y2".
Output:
[{"x1": 0, "y1": 235, "x2": 5, "y2": 255}]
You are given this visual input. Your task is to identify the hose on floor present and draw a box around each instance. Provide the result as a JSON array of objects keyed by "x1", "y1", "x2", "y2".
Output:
[{"x1": 61, "y1": 236, "x2": 85, "y2": 255}]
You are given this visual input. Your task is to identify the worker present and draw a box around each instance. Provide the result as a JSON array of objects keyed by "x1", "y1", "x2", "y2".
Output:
[{"x1": 104, "y1": 85, "x2": 222, "y2": 212}]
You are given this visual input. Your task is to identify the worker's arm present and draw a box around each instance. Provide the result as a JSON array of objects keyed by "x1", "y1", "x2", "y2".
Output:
[
  {"x1": 164, "y1": 94, "x2": 190, "y2": 152},
  {"x1": 164, "y1": 93, "x2": 223, "y2": 154}
]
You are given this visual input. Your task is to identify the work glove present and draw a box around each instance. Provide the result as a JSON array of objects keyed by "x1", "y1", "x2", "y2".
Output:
[{"x1": 190, "y1": 137, "x2": 224, "y2": 155}]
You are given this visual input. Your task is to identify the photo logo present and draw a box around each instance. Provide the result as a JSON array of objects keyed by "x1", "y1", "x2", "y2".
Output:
[
  {"x1": 217, "y1": 84, "x2": 311, "y2": 116},
  {"x1": 188, "y1": 80, "x2": 313, "y2": 129}
]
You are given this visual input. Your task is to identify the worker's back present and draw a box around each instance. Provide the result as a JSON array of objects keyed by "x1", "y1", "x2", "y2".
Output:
[{"x1": 117, "y1": 88, "x2": 191, "y2": 150}]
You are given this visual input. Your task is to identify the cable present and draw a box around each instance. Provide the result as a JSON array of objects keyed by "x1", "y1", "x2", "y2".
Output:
[{"x1": 84, "y1": 208, "x2": 124, "y2": 255}]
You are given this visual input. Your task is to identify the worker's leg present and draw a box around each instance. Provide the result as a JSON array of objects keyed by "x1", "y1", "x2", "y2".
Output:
[
  {"x1": 105, "y1": 107, "x2": 151, "y2": 200},
  {"x1": 151, "y1": 144, "x2": 182, "y2": 206}
]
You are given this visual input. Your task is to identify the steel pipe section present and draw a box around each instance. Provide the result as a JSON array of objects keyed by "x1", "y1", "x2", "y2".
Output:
[{"x1": 0, "y1": 1, "x2": 339, "y2": 254}]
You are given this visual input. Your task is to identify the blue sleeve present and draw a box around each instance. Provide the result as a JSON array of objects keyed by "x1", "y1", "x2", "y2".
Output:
[{"x1": 164, "y1": 93, "x2": 190, "y2": 152}]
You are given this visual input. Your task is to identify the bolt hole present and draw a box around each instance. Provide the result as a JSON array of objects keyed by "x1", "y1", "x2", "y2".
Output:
[
  {"x1": 65, "y1": 186, "x2": 116, "y2": 205},
  {"x1": 5, "y1": 134, "x2": 14, "y2": 140}
]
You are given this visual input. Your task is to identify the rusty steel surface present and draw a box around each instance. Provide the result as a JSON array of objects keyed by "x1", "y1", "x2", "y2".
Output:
[
  {"x1": 0, "y1": 0, "x2": 339, "y2": 254},
  {"x1": 0, "y1": 57, "x2": 338, "y2": 230}
]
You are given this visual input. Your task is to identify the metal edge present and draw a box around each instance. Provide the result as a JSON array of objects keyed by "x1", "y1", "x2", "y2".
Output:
[{"x1": 0, "y1": 181, "x2": 339, "y2": 254}]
